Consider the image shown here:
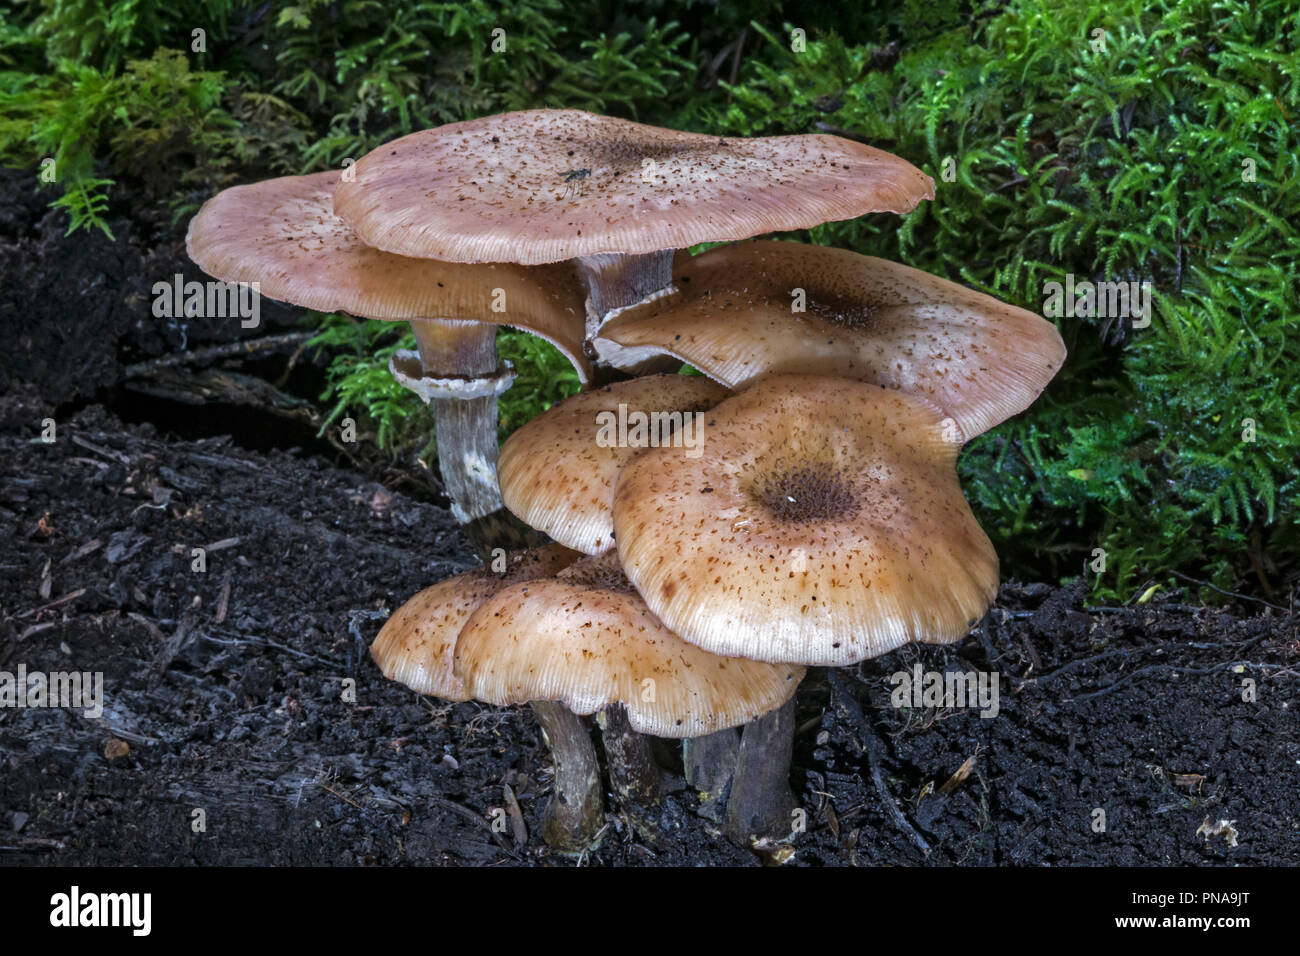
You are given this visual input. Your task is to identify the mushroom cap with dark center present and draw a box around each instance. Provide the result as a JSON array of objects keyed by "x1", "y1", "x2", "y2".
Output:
[
  {"x1": 453, "y1": 552, "x2": 805, "y2": 737},
  {"x1": 597, "y1": 241, "x2": 1066, "y2": 437},
  {"x1": 370, "y1": 543, "x2": 579, "y2": 700},
  {"x1": 186, "y1": 170, "x2": 590, "y2": 381},
  {"x1": 332, "y1": 109, "x2": 934, "y2": 265},
  {"x1": 497, "y1": 374, "x2": 731, "y2": 554},
  {"x1": 613, "y1": 374, "x2": 999, "y2": 666}
]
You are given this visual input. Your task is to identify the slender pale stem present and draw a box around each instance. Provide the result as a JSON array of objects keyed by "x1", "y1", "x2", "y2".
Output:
[
  {"x1": 530, "y1": 700, "x2": 605, "y2": 854},
  {"x1": 725, "y1": 696, "x2": 798, "y2": 846},
  {"x1": 407, "y1": 318, "x2": 537, "y2": 557}
]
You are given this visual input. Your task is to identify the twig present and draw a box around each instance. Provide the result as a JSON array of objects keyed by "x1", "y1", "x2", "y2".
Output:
[
  {"x1": 17, "y1": 622, "x2": 57, "y2": 642},
  {"x1": 16, "y1": 588, "x2": 86, "y2": 619},
  {"x1": 200, "y1": 630, "x2": 340, "y2": 669},
  {"x1": 1069, "y1": 661, "x2": 1243, "y2": 704},
  {"x1": 1167, "y1": 570, "x2": 1289, "y2": 613},
  {"x1": 123, "y1": 332, "x2": 313, "y2": 378},
  {"x1": 726, "y1": 26, "x2": 748, "y2": 92},
  {"x1": 147, "y1": 614, "x2": 197, "y2": 689},
  {"x1": 827, "y1": 670, "x2": 931, "y2": 855},
  {"x1": 321, "y1": 784, "x2": 365, "y2": 809},
  {"x1": 215, "y1": 569, "x2": 232, "y2": 625},
  {"x1": 0, "y1": 836, "x2": 65, "y2": 851},
  {"x1": 79, "y1": 713, "x2": 158, "y2": 746},
  {"x1": 1024, "y1": 631, "x2": 1271, "y2": 690},
  {"x1": 427, "y1": 795, "x2": 519, "y2": 859},
  {"x1": 70, "y1": 435, "x2": 130, "y2": 465},
  {"x1": 126, "y1": 612, "x2": 166, "y2": 642}
]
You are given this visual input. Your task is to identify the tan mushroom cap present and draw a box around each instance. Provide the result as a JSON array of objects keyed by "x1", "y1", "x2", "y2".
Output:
[
  {"x1": 454, "y1": 552, "x2": 805, "y2": 737},
  {"x1": 597, "y1": 241, "x2": 1066, "y2": 438},
  {"x1": 186, "y1": 170, "x2": 591, "y2": 381},
  {"x1": 613, "y1": 374, "x2": 999, "y2": 667},
  {"x1": 332, "y1": 109, "x2": 934, "y2": 265},
  {"x1": 370, "y1": 543, "x2": 580, "y2": 700},
  {"x1": 497, "y1": 374, "x2": 731, "y2": 554}
]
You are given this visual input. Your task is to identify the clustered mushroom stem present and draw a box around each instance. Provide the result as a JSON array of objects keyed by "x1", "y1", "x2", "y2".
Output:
[
  {"x1": 596, "y1": 703, "x2": 664, "y2": 838},
  {"x1": 576, "y1": 249, "x2": 682, "y2": 379},
  {"x1": 724, "y1": 696, "x2": 799, "y2": 845},
  {"x1": 408, "y1": 318, "x2": 537, "y2": 557},
  {"x1": 574, "y1": 250, "x2": 677, "y2": 330},
  {"x1": 530, "y1": 700, "x2": 605, "y2": 853},
  {"x1": 683, "y1": 727, "x2": 740, "y2": 823}
]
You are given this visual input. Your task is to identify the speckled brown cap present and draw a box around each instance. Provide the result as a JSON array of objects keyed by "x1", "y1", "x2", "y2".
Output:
[
  {"x1": 453, "y1": 552, "x2": 805, "y2": 737},
  {"x1": 370, "y1": 543, "x2": 579, "y2": 700},
  {"x1": 497, "y1": 374, "x2": 730, "y2": 554},
  {"x1": 613, "y1": 374, "x2": 999, "y2": 666},
  {"x1": 597, "y1": 241, "x2": 1066, "y2": 438},
  {"x1": 332, "y1": 109, "x2": 934, "y2": 264},
  {"x1": 186, "y1": 170, "x2": 591, "y2": 380}
]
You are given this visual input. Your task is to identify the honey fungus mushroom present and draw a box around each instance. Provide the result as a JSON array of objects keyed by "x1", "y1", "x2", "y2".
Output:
[
  {"x1": 597, "y1": 240, "x2": 1067, "y2": 439},
  {"x1": 613, "y1": 373, "x2": 1001, "y2": 843},
  {"x1": 186, "y1": 170, "x2": 589, "y2": 554},
  {"x1": 333, "y1": 109, "x2": 934, "y2": 372},
  {"x1": 370, "y1": 543, "x2": 579, "y2": 700},
  {"x1": 497, "y1": 374, "x2": 730, "y2": 554},
  {"x1": 614, "y1": 374, "x2": 999, "y2": 665},
  {"x1": 455, "y1": 551, "x2": 804, "y2": 852}
]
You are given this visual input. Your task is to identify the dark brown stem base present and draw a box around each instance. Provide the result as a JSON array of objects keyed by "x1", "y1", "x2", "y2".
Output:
[
  {"x1": 683, "y1": 728, "x2": 740, "y2": 822},
  {"x1": 597, "y1": 704, "x2": 664, "y2": 841},
  {"x1": 531, "y1": 700, "x2": 604, "y2": 854},
  {"x1": 725, "y1": 697, "x2": 798, "y2": 846}
]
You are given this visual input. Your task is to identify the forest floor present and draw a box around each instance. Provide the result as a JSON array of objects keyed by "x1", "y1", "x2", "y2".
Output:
[{"x1": 2, "y1": 170, "x2": 1297, "y2": 867}]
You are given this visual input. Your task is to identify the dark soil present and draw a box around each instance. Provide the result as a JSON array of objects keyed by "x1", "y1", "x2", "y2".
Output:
[
  {"x1": 3, "y1": 399, "x2": 1297, "y2": 865},
  {"x1": 2, "y1": 173, "x2": 1297, "y2": 867},
  {"x1": 0, "y1": 169, "x2": 307, "y2": 409}
]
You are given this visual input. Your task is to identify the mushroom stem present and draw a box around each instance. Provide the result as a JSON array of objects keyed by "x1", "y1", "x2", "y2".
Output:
[
  {"x1": 725, "y1": 696, "x2": 798, "y2": 846},
  {"x1": 683, "y1": 728, "x2": 740, "y2": 822},
  {"x1": 575, "y1": 251, "x2": 682, "y2": 376},
  {"x1": 597, "y1": 703, "x2": 664, "y2": 839},
  {"x1": 408, "y1": 318, "x2": 538, "y2": 557},
  {"x1": 530, "y1": 700, "x2": 605, "y2": 853},
  {"x1": 575, "y1": 251, "x2": 676, "y2": 325}
]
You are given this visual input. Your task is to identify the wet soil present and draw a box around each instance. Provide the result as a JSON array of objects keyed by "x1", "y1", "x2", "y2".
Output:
[
  {"x1": 3, "y1": 400, "x2": 1297, "y2": 866},
  {"x1": 1, "y1": 173, "x2": 1297, "y2": 867}
]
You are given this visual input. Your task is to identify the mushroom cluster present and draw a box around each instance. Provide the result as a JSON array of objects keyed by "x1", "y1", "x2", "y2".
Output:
[{"x1": 188, "y1": 109, "x2": 1065, "y2": 854}]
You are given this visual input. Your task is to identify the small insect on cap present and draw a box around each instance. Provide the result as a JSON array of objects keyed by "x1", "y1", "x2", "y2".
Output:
[
  {"x1": 331, "y1": 109, "x2": 935, "y2": 265},
  {"x1": 613, "y1": 374, "x2": 1000, "y2": 667},
  {"x1": 453, "y1": 552, "x2": 805, "y2": 738},
  {"x1": 186, "y1": 171, "x2": 591, "y2": 381},
  {"x1": 597, "y1": 241, "x2": 1067, "y2": 439},
  {"x1": 370, "y1": 543, "x2": 580, "y2": 701},
  {"x1": 497, "y1": 374, "x2": 731, "y2": 555}
]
